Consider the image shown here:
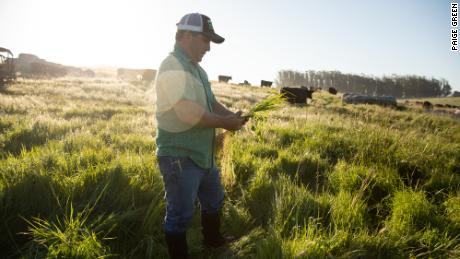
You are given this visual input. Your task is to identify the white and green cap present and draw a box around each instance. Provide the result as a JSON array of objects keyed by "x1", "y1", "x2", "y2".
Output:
[{"x1": 176, "y1": 13, "x2": 225, "y2": 44}]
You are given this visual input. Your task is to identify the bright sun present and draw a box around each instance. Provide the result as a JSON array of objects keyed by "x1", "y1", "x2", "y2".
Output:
[{"x1": 2, "y1": 0, "x2": 172, "y2": 68}]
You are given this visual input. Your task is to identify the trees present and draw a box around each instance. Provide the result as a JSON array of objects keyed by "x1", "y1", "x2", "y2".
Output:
[
  {"x1": 440, "y1": 78, "x2": 452, "y2": 97},
  {"x1": 276, "y1": 69, "x2": 451, "y2": 98}
]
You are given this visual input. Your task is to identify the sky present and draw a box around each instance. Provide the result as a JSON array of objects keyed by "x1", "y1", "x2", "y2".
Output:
[{"x1": 1, "y1": 0, "x2": 459, "y2": 92}]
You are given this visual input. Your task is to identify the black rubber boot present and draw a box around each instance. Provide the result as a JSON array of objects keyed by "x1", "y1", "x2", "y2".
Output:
[
  {"x1": 201, "y1": 211, "x2": 227, "y2": 248},
  {"x1": 165, "y1": 232, "x2": 188, "y2": 259}
]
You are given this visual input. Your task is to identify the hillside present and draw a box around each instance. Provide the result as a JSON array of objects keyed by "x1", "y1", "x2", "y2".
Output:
[
  {"x1": 0, "y1": 78, "x2": 459, "y2": 258},
  {"x1": 13, "y1": 53, "x2": 96, "y2": 78}
]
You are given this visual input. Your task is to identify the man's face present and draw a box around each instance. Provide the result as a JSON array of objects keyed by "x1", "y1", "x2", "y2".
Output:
[{"x1": 187, "y1": 33, "x2": 211, "y2": 63}]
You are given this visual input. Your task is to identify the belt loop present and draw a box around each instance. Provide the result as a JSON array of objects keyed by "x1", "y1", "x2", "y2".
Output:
[
  {"x1": 171, "y1": 158, "x2": 183, "y2": 172},
  {"x1": 177, "y1": 159, "x2": 183, "y2": 172}
]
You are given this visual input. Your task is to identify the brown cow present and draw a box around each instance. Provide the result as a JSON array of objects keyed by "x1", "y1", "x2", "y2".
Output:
[{"x1": 142, "y1": 69, "x2": 157, "y2": 82}]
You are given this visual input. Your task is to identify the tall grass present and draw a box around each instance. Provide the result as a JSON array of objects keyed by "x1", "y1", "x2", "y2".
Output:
[
  {"x1": 22, "y1": 203, "x2": 114, "y2": 258},
  {"x1": 386, "y1": 189, "x2": 436, "y2": 234}
]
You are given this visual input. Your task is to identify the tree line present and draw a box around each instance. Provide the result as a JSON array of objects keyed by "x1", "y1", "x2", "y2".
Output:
[{"x1": 276, "y1": 70, "x2": 452, "y2": 98}]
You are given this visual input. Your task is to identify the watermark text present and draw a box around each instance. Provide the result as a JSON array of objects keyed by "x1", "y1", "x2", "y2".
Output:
[{"x1": 452, "y1": 3, "x2": 458, "y2": 51}]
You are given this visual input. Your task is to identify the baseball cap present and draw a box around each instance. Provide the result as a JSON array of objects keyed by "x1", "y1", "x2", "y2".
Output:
[{"x1": 177, "y1": 13, "x2": 225, "y2": 44}]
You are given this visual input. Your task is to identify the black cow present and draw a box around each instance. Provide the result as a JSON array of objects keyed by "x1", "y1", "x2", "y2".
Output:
[
  {"x1": 218, "y1": 75, "x2": 232, "y2": 83},
  {"x1": 423, "y1": 101, "x2": 433, "y2": 110},
  {"x1": 280, "y1": 86, "x2": 315, "y2": 104},
  {"x1": 260, "y1": 80, "x2": 273, "y2": 87},
  {"x1": 328, "y1": 87, "x2": 337, "y2": 95},
  {"x1": 238, "y1": 80, "x2": 250, "y2": 86}
]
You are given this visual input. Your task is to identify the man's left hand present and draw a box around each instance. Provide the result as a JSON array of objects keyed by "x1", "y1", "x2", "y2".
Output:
[{"x1": 235, "y1": 110, "x2": 249, "y2": 124}]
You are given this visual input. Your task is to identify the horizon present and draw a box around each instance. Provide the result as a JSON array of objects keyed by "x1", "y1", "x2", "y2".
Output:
[{"x1": 1, "y1": 0, "x2": 459, "y2": 91}]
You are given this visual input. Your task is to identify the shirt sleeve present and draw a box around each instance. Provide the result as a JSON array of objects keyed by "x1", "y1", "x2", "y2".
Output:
[{"x1": 155, "y1": 56, "x2": 197, "y2": 113}]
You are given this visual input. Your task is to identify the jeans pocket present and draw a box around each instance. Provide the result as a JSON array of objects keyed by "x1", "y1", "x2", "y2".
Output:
[{"x1": 158, "y1": 156, "x2": 189, "y2": 183}]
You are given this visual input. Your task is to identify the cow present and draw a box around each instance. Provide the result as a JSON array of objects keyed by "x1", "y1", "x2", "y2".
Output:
[
  {"x1": 261, "y1": 80, "x2": 273, "y2": 87},
  {"x1": 328, "y1": 87, "x2": 338, "y2": 95},
  {"x1": 218, "y1": 75, "x2": 232, "y2": 83},
  {"x1": 142, "y1": 69, "x2": 157, "y2": 82},
  {"x1": 118, "y1": 68, "x2": 156, "y2": 82},
  {"x1": 118, "y1": 68, "x2": 143, "y2": 81},
  {"x1": 29, "y1": 62, "x2": 66, "y2": 77},
  {"x1": 238, "y1": 80, "x2": 250, "y2": 86},
  {"x1": 280, "y1": 86, "x2": 315, "y2": 104},
  {"x1": 423, "y1": 101, "x2": 433, "y2": 110},
  {"x1": 434, "y1": 104, "x2": 445, "y2": 108}
]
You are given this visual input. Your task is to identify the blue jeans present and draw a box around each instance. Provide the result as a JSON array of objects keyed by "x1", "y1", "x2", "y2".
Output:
[{"x1": 157, "y1": 156, "x2": 225, "y2": 234}]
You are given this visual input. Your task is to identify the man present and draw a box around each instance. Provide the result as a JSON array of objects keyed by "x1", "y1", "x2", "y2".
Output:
[{"x1": 154, "y1": 13, "x2": 246, "y2": 258}]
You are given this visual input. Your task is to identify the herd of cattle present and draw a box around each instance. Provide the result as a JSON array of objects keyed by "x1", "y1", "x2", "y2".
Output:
[
  {"x1": 280, "y1": 87, "x2": 460, "y2": 118},
  {"x1": 217, "y1": 74, "x2": 325, "y2": 104},
  {"x1": 278, "y1": 86, "x2": 397, "y2": 107},
  {"x1": 218, "y1": 75, "x2": 273, "y2": 87},
  {"x1": 411, "y1": 100, "x2": 460, "y2": 110},
  {"x1": 221, "y1": 80, "x2": 459, "y2": 116},
  {"x1": 217, "y1": 74, "x2": 459, "y2": 113}
]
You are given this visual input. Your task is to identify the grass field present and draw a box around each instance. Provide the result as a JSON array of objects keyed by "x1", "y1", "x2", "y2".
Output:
[{"x1": 1, "y1": 78, "x2": 459, "y2": 258}]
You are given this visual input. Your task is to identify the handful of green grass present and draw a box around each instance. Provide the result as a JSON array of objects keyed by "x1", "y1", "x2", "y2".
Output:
[{"x1": 243, "y1": 93, "x2": 286, "y2": 119}]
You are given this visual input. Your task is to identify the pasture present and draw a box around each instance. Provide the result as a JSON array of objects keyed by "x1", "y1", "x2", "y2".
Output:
[{"x1": 0, "y1": 78, "x2": 459, "y2": 258}]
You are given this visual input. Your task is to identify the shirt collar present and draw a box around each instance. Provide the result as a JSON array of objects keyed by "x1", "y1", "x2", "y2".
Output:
[{"x1": 173, "y1": 43, "x2": 193, "y2": 64}]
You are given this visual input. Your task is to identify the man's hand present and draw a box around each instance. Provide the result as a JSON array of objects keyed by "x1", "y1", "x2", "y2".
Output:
[
  {"x1": 222, "y1": 114, "x2": 245, "y2": 131},
  {"x1": 235, "y1": 110, "x2": 249, "y2": 124},
  {"x1": 174, "y1": 100, "x2": 248, "y2": 131}
]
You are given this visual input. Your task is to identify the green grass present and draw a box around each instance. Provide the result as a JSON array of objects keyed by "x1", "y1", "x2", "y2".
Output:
[
  {"x1": 22, "y1": 203, "x2": 114, "y2": 258},
  {"x1": 1, "y1": 78, "x2": 459, "y2": 258}
]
